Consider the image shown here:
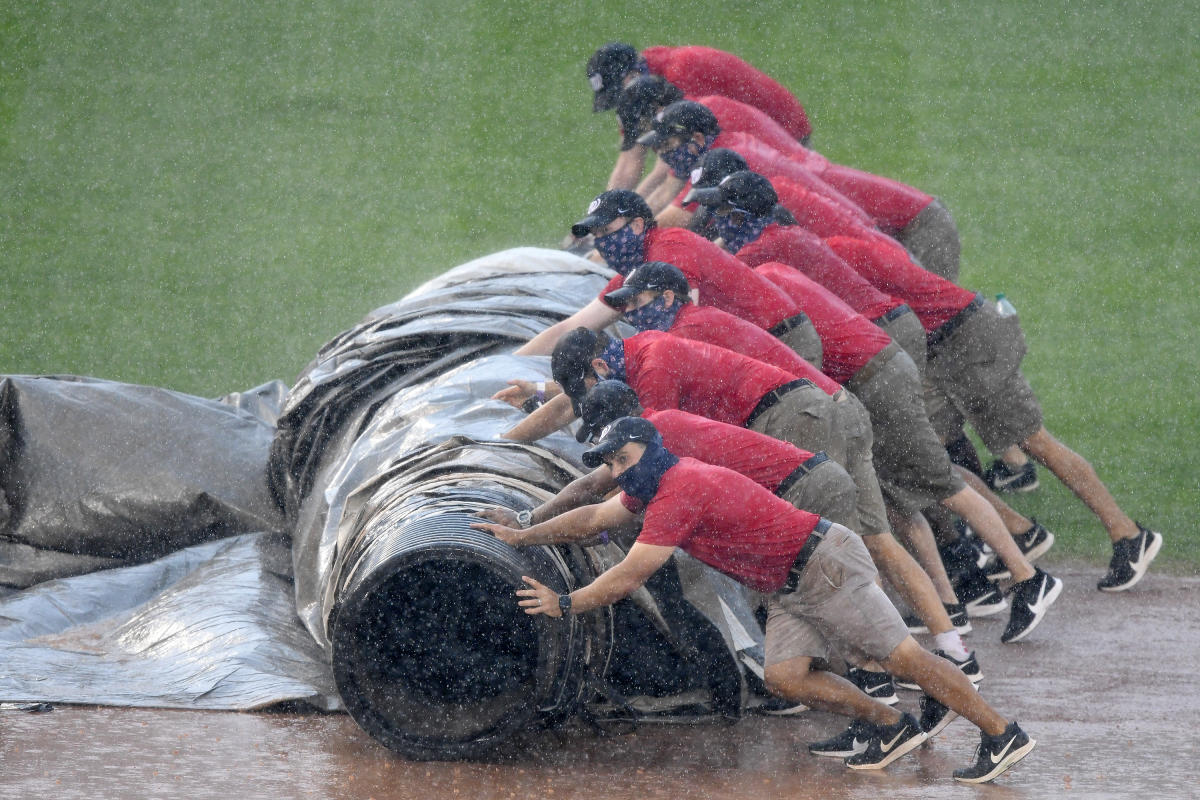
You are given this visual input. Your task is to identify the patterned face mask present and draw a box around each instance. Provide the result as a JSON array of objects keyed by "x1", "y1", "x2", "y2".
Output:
[
  {"x1": 594, "y1": 224, "x2": 646, "y2": 275},
  {"x1": 659, "y1": 135, "x2": 711, "y2": 178},
  {"x1": 598, "y1": 337, "x2": 628, "y2": 382},
  {"x1": 615, "y1": 439, "x2": 679, "y2": 503},
  {"x1": 712, "y1": 211, "x2": 770, "y2": 253},
  {"x1": 622, "y1": 294, "x2": 680, "y2": 332}
]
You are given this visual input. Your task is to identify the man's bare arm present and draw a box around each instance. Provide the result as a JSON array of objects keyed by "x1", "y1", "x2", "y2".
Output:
[
  {"x1": 517, "y1": 541, "x2": 676, "y2": 616},
  {"x1": 513, "y1": 298, "x2": 621, "y2": 357},
  {"x1": 608, "y1": 147, "x2": 648, "y2": 191},
  {"x1": 471, "y1": 493, "x2": 636, "y2": 547},
  {"x1": 642, "y1": 172, "x2": 687, "y2": 216},
  {"x1": 501, "y1": 393, "x2": 577, "y2": 442}
]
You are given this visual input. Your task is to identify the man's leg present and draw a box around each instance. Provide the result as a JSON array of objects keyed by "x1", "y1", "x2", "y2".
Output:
[
  {"x1": 881, "y1": 637, "x2": 1006, "y2": 735},
  {"x1": 764, "y1": 657, "x2": 901, "y2": 725}
]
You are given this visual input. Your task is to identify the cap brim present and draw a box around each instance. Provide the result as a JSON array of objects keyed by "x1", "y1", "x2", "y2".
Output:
[
  {"x1": 603, "y1": 286, "x2": 640, "y2": 308},
  {"x1": 581, "y1": 437, "x2": 622, "y2": 468},
  {"x1": 683, "y1": 186, "x2": 724, "y2": 207},
  {"x1": 571, "y1": 213, "x2": 611, "y2": 238},
  {"x1": 575, "y1": 420, "x2": 598, "y2": 444},
  {"x1": 636, "y1": 130, "x2": 669, "y2": 149}
]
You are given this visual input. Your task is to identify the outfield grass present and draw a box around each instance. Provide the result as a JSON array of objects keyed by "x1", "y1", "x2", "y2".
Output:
[{"x1": 2, "y1": 1, "x2": 1196, "y2": 567}]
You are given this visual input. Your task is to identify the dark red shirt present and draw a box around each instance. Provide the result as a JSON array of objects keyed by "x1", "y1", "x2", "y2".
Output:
[
  {"x1": 644, "y1": 408, "x2": 814, "y2": 494},
  {"x1": 599, "y1": 227, "x2": 801, "y2": 331},
  {"x1": 624, "y1": 331, "x2": 797, "y2": 426},
  {"x1": 755, "y1": 262, "x2": 893, "y2": 385},
  {"x1": 667, "y1": 304, "x2": 841, "y2": 395},
  {"x1": 825, "y1": 236, "x2": 976, "y2": 332},
  {"x1": 642, "y1": 46, "x2": 812, "y2": 141},
  {"x1": 622, "y1": 457, "x2": 821, "y2": 593},
  {"x1": 736, "y1": 224, "x2": 903, "y2": 321}
]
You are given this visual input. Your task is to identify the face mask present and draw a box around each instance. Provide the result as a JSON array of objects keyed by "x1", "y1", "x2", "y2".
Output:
[
  {"x1": 660, "y1": 136, "x2": 710, "y2": 178},
  {"x1": 713, "y1": 211, "x2": 770, "y2": 253},
  {"x1": 615, "y1": 440, "x2": 679, "y2": 503},
  {"x1": 598, "y1": 337, "x2": 628, "y2": 382},
  {"x1": 594, "y1": 224, "x2": 645, "y2": 275},
  {"x1": 623, "y1": 295, "x2": 680, "y2": 332}
]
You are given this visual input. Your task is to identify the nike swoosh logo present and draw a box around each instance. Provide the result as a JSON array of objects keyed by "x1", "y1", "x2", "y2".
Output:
[
  {"x1": 863, "y1": 682, "x2": 891, "y2": 694},
  {"x1": 1025, "y1": 576, "x2": 1056, "y2": 615},
  {"x1": 879, "y1": 726, "x2": 910, "y2": 753},
  {"x1": 990, "y1": 737, "x2": 1017, "y2": 764},
  {"x1": 1129, "y1": 535, "x2": 1155, "y2": 568}
]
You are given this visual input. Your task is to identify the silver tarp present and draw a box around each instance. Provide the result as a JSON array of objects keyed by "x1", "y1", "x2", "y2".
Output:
[{"x1": 0, "y1": 248, "x2": 767, "y2": 725}]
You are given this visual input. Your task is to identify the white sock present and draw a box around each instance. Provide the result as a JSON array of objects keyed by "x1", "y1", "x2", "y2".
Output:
[{"x1": 934, "y1": 631, "x2": 969, "y2": 660}]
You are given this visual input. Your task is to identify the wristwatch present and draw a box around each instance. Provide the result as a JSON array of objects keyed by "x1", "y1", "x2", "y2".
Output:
[
  {"x1": 516, "y1": 509, "x2": 533, "y2": 529},
  {"x1": 557, "y1": 593, "x2": 573, "y2": 616}
]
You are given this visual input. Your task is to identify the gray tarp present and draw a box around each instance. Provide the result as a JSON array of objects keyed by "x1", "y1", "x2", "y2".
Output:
[{"x1": 0, "y1": 247, "x2": 765, "y2": 719}]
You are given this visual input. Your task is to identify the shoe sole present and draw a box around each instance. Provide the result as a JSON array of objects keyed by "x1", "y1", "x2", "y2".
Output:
[
  {"x1": 810, "y1": 742, "x2": 868, "y2": 759},
  {"x1": 897, "y1": 666, "x2": 983, "y2": 691},
  {"x1": 1002, "y1": 577, "x2": 1063, "y2": 643},
  {"x1": 761, "y1": 703, "x2": 809, "y2": 716},
  {"x1": 905, "y1": 621, "x2": 972, "y2": 635},
  {"x1": 988, "y1": 474, "x2": 1040, "y2": 493},
  {"x1": 954, "y1": 737, "x2": 1037, "y2": 784},
  {"x1": 923, "y1": 707, "x2": 960, "y2": 738},
  {"x1": 1098, "y1": 531, "x2": 1162, "y2": 592},
  {"x1": 1020, "y1": 531, "x2": 1055, "y2": 562},
  {"x1": 964, "y1": 598, "x2": 1009, "y2": 618},
  {"x1": 845, "y1": 729, "x2": 928, "y2": 770}
]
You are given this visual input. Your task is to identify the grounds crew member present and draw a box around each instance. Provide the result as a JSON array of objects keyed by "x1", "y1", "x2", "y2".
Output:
[
  {"x1": 510, "y1": 189, "x2": 823, "y2": 365},
  {"x1": 607, "y1": 260, "x2": 1054, "y2": 646},
  {"x1": 708, "y1": 171, "x2": 1163, "y2": 594},
  {"x1": 472, "y1": 417, "x2": 1037, "y2": 784},
  {"x1": 587, "y1": 42, "x2": 811, "y2": 192}
]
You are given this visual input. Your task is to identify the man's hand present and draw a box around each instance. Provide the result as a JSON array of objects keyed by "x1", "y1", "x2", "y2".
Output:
[
  {"x1": 492, "y1": 379, "x2": 537, "y2": 409},
  {"x1": 476, "y1": 507, "x2": 520, "y2": 528},
  {"x1": 516, "y1": 575, "x2": 561, "y2": 617},
  {"x1": 469, "y1": 520, "x2": 525, "y2": 547}
]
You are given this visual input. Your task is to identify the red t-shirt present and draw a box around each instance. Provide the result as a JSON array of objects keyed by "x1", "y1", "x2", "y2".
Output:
[
  {"x1": 623, "y1": 457, "x2": 820, "y2": 593},
  {"x1": 815, "y1": 163, "x2": 934, "y2": 233},
  {"x1": 824, "y1": 236, "x2": 976, "y2": 332},
  {"x1": 772, "y1": 177, "x2": 887, "y2": 241},
  {"x1": 642, "y1": 46, "x2": 812, "y2": 141},
  {"x1": 599, "y1": 227, "x2": 800, "y2": 331},
  {"x1": 754, "y1": 262, "x2": 893, "y2": 385},
  {"x1": 736, "y1": 225, "x2": 903, "y2": 321},
  {"x1": 668, "y1": 304, "x2": 841, "y2": 395},
  {"x1": 645, "y1": 408, "x2": 813, "y2": 493},
  {"x1": 624, "y1": 331, "x2": 796, "y2": 426},
  {"x1": 694, "y1": 95, "x2": 827, "y2": 171}
]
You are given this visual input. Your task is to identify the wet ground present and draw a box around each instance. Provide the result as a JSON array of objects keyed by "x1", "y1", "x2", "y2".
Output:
[{"x1": 2, "y1": 563, "x2": 1195, "y2": 800}]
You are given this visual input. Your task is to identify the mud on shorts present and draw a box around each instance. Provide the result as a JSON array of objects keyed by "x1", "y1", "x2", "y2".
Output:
[
  {"x1": 924, "y1": 301, "x2": 1043, "y2": 455},
  {"x1": 777, "y1": 454, "x2": 859, "y2": 531},
  {"x1": 764, "y1": 522, "x2": 911, "y2": 667},
  {"x1": 848, "y1": 343, "x2": 964, "y2": 515},
  {"x1": 749, "y1": 384, "x2": 889, "y2": 537}
]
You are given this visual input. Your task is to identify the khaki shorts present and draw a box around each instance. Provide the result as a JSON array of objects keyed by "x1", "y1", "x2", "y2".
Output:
[
  {"x1": 764, "y1": 523, "x2": 911, "y2": 666},
  {"x1": 925, "y1": 305, "x2": 1043, "y2": 454},
  {"x1": 773, "y1": 315, "x2": 824, "y2": 368},
  {"x1": 849, "y1": 347, "x2": 964, "y2": 514},
  {"x1": 777, "y1": 457, "x2": 859, "y2": 530},
  {"x1": 896, "y1": 198, "x2": 961, "y2": 283},
  {"x1": 875, "y1": 307, "x2": 927, "y2": 378}
]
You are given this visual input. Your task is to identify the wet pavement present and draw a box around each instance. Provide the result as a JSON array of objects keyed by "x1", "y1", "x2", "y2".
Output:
[{"x1": 2, "y1": 563, "x2": 1196, "y2": 800}]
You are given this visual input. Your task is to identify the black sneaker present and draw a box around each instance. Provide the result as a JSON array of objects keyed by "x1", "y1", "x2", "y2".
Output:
[
  {"x1": 953, "y1": 721, "x2": 1036, "y2": 783},
  {"x1": 956, "y1": 569, "x2": 1009, "y2": 617},
  {"x1": 844, "y1": 712, "x2": 927, "y2": 770},
  {"x1": 808, "y1": 719, "x2": 873, "y2": 758},
  {"x1": 918, "y1": 692, "x2": 959, "y2": 737},
  {"x1": 896, "y1": 648, "x2": 983, "y2": 690},
  {"x1": 1014, "y1": 519, "x2": 1055, "y2": 561},
  {"x1": 903, "y1": 601, "x2": 972, "y2": 635},
  {"x1": 1001, "y1": 568, "x2": 1063, "y2": 643},
  {"x1": 982, "y1": 553, "x2": 1011, "y2": 582},
  {"x1": 984, "y1": 459, "x2": 1039, "y2": 493},
  {"x1": 1097, "y1": 523, "x2": 1163, "y2": 592},
  {"x1": 846, "y1": 666, "x2": 898, "y2": 705}
]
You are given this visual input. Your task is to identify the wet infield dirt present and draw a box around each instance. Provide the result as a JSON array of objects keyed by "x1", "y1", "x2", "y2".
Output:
[{"x1": 2, "y1": 563, "x2": 1195, "y2": 800}]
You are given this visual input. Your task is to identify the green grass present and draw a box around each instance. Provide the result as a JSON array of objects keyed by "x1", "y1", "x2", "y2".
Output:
[{"x1": 2, "y1": 1, "x2": 1196, "y2": 568}]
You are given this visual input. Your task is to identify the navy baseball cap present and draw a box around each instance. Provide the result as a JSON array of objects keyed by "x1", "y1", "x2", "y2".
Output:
[
  {"x1": 576, "y1": 379, "x2": 640, "y2": 443},
  {"x1": 587, "y1": 42, "x2": 640, "y2": 112},
  {"x1": 684, "y1": 170, "x2": 778, "y2": 217},
  {"x1": 582, "y1": 416, "x2": 661, "y2": 468},
  {"x1": 603, "y1": 261, "x2": 691, "y2": 308},
  {"x1": 636, "y1": 100, "x2": 720, "y2": 150},
  {"x1": 551, "y1": 327, "x2": 602, "y2": 411},
  {"x1": 684, "y1": 148, "x2": 750, "y2": 199},
  {"x1": 616, "y1": 75, "x2": 683, "y2": 150},
  {"x1": 571, "y1": 190, "x2": 653, "y2": 238}
]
